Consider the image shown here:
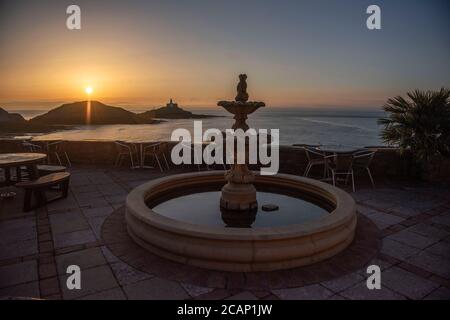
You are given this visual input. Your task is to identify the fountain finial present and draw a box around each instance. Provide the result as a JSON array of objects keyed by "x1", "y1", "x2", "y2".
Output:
[{"x1": 235, "y1": 74, "x2": 249, "y2": 102}]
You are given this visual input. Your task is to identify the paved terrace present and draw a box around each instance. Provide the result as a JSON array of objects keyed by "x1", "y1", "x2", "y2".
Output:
[{"x1": 0, "y1": 165, "x2": 449, "y2": 300}]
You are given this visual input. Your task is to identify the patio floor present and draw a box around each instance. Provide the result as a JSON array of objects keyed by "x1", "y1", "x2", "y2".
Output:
[{"x1": 1, "y1": 165, "x2": 449, "y2": 300}]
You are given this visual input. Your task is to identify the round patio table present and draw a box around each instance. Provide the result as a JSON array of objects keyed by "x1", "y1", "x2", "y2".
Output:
[{"x1": 0, "y1": 153, "x2": 47, "y2": 198}]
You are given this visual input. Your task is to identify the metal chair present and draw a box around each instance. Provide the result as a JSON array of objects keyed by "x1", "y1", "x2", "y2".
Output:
[
  {"x1": 114, "y1": 141, "x2": 137, "y2": 168},
  {"x1": 22, "y1": 141, "x2": 42, "y2": 152},
  {"x1": 142, "y1": 142, "x2": 169, "y2": 172},
  {"x1": 352, "y1": 150, "x2": 375, "y2": 187},
  {"x1": 46, "y1": 141, "x2": 71, "y2": 166},
  {"x1": 325, "y1": 153, "x2": 355, "y2": 192},
  {"x1": 303, "y1": 146, "x2": 327, "y2": 178}
]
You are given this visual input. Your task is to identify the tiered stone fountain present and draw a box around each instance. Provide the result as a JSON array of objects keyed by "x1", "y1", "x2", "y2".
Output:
[{"x1": 126, "y1": 75, "x2": 357, "y2": 272}]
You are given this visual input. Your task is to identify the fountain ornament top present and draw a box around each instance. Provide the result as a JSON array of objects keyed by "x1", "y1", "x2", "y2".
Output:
[{"x1": 218, "y1": 74, "x2": 265, "y2": 131}]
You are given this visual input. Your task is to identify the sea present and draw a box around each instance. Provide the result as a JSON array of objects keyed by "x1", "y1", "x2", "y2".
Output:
[{"x1": 9, "y1": 107, "x2": 386, "y2": 147}]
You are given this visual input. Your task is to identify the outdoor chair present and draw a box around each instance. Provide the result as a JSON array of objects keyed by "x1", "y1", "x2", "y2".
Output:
[
  {"x1": 114, "y1": 141, "x2": 137, "y2": 168},
  {"x1": 352, "y1": 150, "x2": 375, "y2": 187},
  {"x1": 143, "y1": 142, "x2": 169, "y2": 172},
  {"x1": 46, "y1": 141, "x2": 71, "y2": 166},
  {"x1": 325, "y1": 153, "x2": 355, "y2": 192},
  {"x1": 303, "y1": 146, "x2": 327, "y2": 178},
  {"x1": 22, "y1": 141, "x2": 42, "y2": 152}
]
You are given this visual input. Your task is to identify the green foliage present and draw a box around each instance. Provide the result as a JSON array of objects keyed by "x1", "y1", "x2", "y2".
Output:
[{"x1": 378, "y1": 88, "x2": 450, "y2": 162}]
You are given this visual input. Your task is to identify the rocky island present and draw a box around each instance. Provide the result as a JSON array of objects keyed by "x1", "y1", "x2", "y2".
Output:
[{"x1": 139, "y1": 99, "x2": 220, "y2": 119}]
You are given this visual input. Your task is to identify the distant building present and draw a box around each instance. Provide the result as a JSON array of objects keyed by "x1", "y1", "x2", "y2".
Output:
[{"x1": 166, "y1": 98, "x2": 178, "y2": 109}]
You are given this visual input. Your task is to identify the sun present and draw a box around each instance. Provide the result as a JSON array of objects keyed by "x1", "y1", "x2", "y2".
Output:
[{"x1": 85, "y1": 87, "x2": 93, "y2": 95}]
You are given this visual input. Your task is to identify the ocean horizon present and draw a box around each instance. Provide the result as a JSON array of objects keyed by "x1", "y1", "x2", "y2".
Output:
[{"x1": 9, "y1": 107, "x2": 386, "y2": 147}]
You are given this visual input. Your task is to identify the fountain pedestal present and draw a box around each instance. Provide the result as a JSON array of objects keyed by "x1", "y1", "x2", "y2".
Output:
[{"x1": 218, "y1": 75, "x2": 265, "y2": 212}]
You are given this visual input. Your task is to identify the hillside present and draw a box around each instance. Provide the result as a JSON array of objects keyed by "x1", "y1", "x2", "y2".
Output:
[
  {"x1": 0, "y1": 108, "x2": 26, "y2": 123},
  {"x1": 30, "y1": 101, "x2": 161, "y2": 125}
]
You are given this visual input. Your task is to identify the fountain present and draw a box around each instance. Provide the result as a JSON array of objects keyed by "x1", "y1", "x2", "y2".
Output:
[
  {"x1": 126, "y1": 75, "x2": 357, "y2": 272},
  {"x1": 218, "y1": 74, "x2": 264, "y2": 215}
]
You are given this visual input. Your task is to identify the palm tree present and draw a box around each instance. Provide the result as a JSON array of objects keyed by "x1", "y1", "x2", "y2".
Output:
[{"x1": 378, "y1": 88, "x2": 450, "y2": 162}]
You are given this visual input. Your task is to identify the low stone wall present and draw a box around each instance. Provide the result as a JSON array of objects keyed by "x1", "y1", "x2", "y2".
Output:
[{"x1": 0, "y1": 139, "x2": 446, "y2": 181}]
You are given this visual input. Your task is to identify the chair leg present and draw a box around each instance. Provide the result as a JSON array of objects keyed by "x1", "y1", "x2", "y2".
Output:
[
  {"x1": 130, "y1": 152, "x2": 134, "y2": 168},
  {"x1": 55, "y1": 153, "x2": 62, "y2": 166},
  {"x1": 351, "y1": 171, "x2": 355, "y2": 192},
  {"x1": 366, "y1": 167, "x2": 375, "y2": 187},
  {"x1": 155, "y1": 155, "x2": 163, "y2": 172},
  {"x1": 304, "y1": 163, "x2": 311, "y2": 177},
  {"x1": 65, "y1": 152, "x2": 72, "y2": 167},
  {"x1": 163, "y1": 154, "x2": 170, "y2": 170},
  {"x1": 332, "y1": 171, "x2": 336, "y2": 186}
]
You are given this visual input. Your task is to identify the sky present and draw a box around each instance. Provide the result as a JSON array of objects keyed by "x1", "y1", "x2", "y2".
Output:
[{"x1": 0, "y1": 0, "x2": 449, "y2": 110}]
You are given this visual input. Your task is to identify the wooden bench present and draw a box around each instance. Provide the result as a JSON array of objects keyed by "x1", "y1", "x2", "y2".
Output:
[
  {"x1": 37, "y1": 165, "x2": 67, "y2": 176},
  {"x1": 16, "y1": 172, "x2": 71, "y2": 212}
]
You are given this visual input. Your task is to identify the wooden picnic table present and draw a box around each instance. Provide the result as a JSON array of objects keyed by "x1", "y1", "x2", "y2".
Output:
[{"x1": 0, "y1": 153, "x2": 47, "y2": 197}]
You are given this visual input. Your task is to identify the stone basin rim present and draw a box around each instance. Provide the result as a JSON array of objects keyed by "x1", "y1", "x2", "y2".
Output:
[{"x1": 126, "y1": 171, "x2": 356, "y2": 240}]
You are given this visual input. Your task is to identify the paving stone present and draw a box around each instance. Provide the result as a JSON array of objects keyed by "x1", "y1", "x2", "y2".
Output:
[
  {"x1": 363, "y1": 199, "x2": 396, "y2": 211},
  {"x1": 100, "y1": 246, "x2": 120, "y2": 263},
  {"x1": 367, "y1": 212, "x2": 404, "y2": 230},
  {"x1": 53, "y1": 230, "x2": 97, "y2": 249},
  {"x1": 0, "y1": 238, "x2": 38, "y2": 260},
  {"x1": 431, "y1": 215, "x2": 450, "y2": 227},
  {"x1": 55, "y1": 247, "x2": 107, "y2": 275},
  {"x1": 340, "y1": 281, "x2": 406, "y2": 300},
  {"x1": 82, "y1": 206, "x2": 113, "y2": 219},
  {"x1": 87, "y1": 216, "x2": 107, "y2": 239},
  {"x1": 110, "y1": 260, "x2": 152, "y2": 286},
  {"x1": 47, "y1": 197, "x2": 79, "y2": 213},
  {"x1": 382, "y1": 267, "x2": 439, "y2": 299},
  {"x1": 76, "y1": 195, "x2": 109, "y2": 208},
  {"x1": 406, "y1": 251, "x2": 450, "y2": 279},
  {"x1": 181, "y1": 283, "x2": 214, "y2": 298},
  {"x1": 321, "y1": 272, "x2": 364, "y2": 293},
  {"x1": 39, "y1": 277, "x2": 60, "y2": 297},
  {"x1": 424, "y1": 287, "x2": 450, "y2": 300},
  {"x1": 407, "y1": 223, "x2": 450, "y2": 240},
  {"x1": 0, "y1": 260, "x2": 38, "y2": 288},
  {"x1": 60, "y1": 265, "x2": 118, "y2": 299},
  {"x1": 386, "y1": 230, "x2": 438, "y2": 249},
  {"x1": 327, "y1": 294, "x2": 347, "y2": 300},
  {"x1": 388, "y1": 206, "x2": 422, "y2": 218},
  {"x1": 272, "y1": 284, "x2": 333, "y2": 300},
  {"x1": 0, "y1": 217, "x2": 36, "y2": 243},
  {"x1": 123, "y1": 277, "x2": 189, "y2": 300},
  {"x1": 39, "y1": 263, "x2": 58, "y2": 279},
  {"x1": 0, "y1": 281, "x2": 40, "y2": 299},
  {"x1": 356, "y1": 204, "x2": 379, "y2": 216},
  {"x1": 50, "y1": 212, "x2": 89, "y2": 234},
  {"x1": 425, "y1": 241, "x2": 450, "y2": 258},
  {"x1": 105, "y1": 194, "x2": 127, "y2": 206},
  {"x1": 381, "y1": 238, "x2": 420, "y2": 261},
  {"x1": 226, "y1": 291, "x2": 258, "y2": 300},
  {"x1": 78, "y1": 287, "x2": 126, "y2": 300}
]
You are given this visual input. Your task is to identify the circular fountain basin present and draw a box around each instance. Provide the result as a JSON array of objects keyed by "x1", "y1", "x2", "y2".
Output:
[{"x1": 126, "y1": 171, "x2": 357, "y2": 272}]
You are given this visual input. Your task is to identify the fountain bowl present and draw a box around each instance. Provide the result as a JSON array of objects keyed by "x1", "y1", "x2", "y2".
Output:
[{"x1": 126, "y1": 171, "x2": 356, "y2": 272}]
